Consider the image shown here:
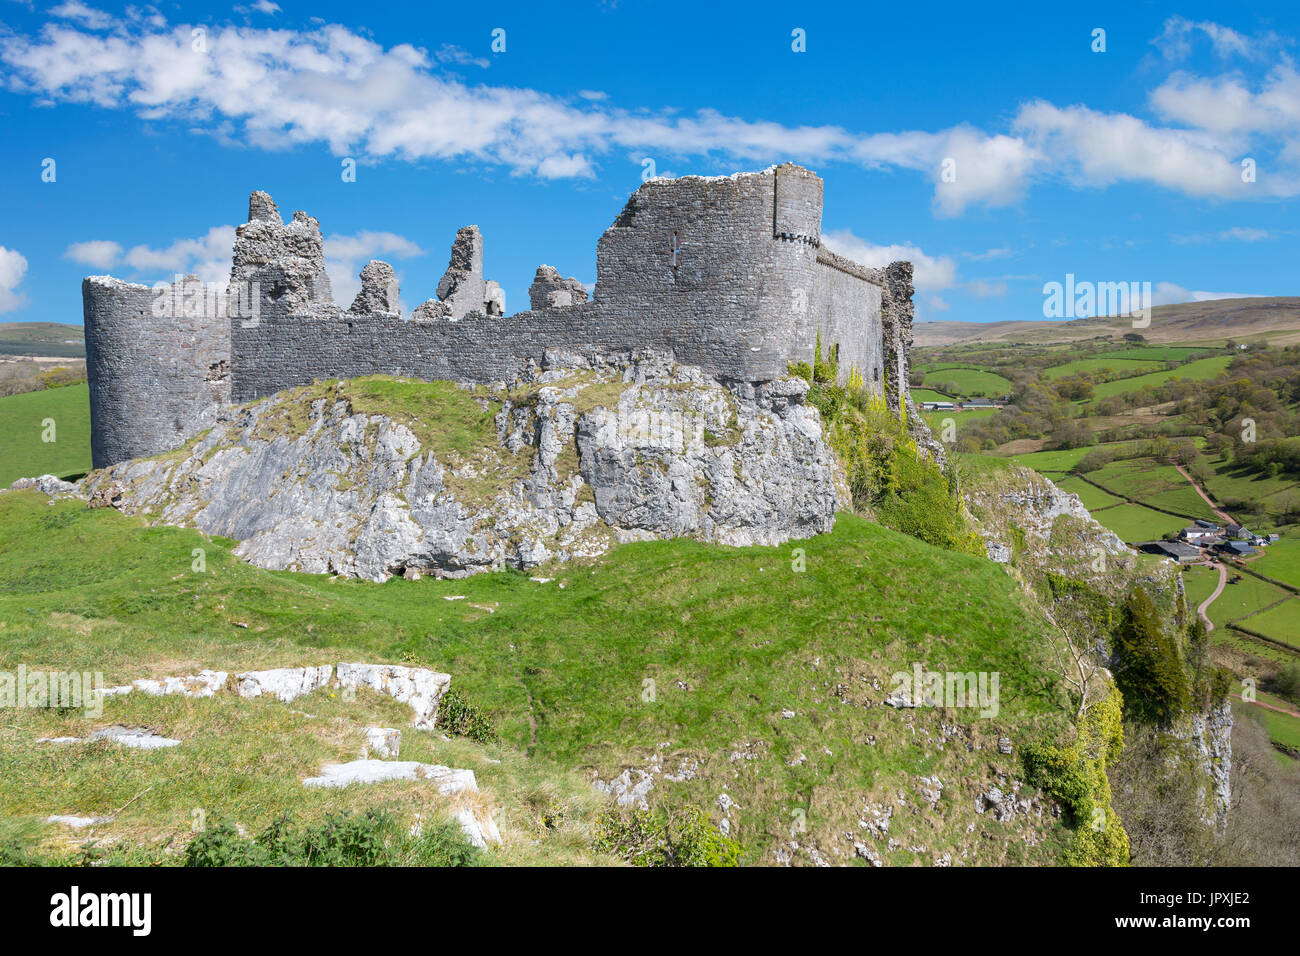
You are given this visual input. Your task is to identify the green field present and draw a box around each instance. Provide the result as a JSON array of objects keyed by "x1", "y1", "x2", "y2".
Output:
[
  {"x1": 0, "y1": 321, "x2": 85, "y2": 358},
  {"x1": 1202, "y1": 457, "x2": 1300, "y2": 527},
  {"x1": 1181, "y1": 565, "x2": 1219, "y2": 616},
  {"x1": 1000, "y1": 441, "x2": 1154, "y2": 477},
  {"x1": 1253, "y1": 535, "x2": 1300, "y2": 589},
  {"x1": 920, "y1": 406, "x2": 1000, "y2": 436},
  {"x1": 1217, "y1": 574, "x2": 1292, "y2": 630},
  {"x1": 1090, "y1": 347, "x2": 1215, "y2": 362},
  {"x1": 1236, "y1": 691, "x2": 1300, "y2": 756},
  {"x1": 0, "y1": 383, "x2": 92, "y2": 486},
  {"x1": 1040, "y1": 358, "x2": 1163, "y2": 381},
  {"x1": 1085, "y1": 458, "x2": 1218, "y2": 521},
  {"x1": 919, "y1": 367, "x2": 1012, "y2": 398},
  {"x1": 1002, "y1": 446, "x2": 1095, "y2": 473},
  {"x1": 1089, "y1": 502, "x2": 1184, "y2": 542},
  {"x1": 1054, "y1": 475, "x2": 1124, "y2": 511},
  {"x1": 1239, "y1": 598, "x2": 1300, "y2": 649},
  {"x1": 911, "y1": 387, "x2": 955, "y2": 403},
  {"x1": 1091, "y1": 355, "x2": 1233, "y2": 399}
]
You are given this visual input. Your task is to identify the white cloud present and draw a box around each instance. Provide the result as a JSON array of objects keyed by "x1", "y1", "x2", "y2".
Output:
[
  {"x1": 1013, "y1": 100, "x2": 1275, "y2": 199},
  {"x1": 49, "y1": 1, "x2": 114, "y2": 30},
  {"x1": 1149, "y1": 64, "x2": 1300, "y2": 140},
  {"x1": 1151, "y1": 16, "x2": 1284, "y2": 63},
  {"x1": 1219, "y1": 226, "x2": 1273, "y2": 241},
  {"x1": 64, "y1": 239, "x2": 123, "y2": 268},
  {"x1": 536, "y1": 153, "x2": 595, "y2": 179},
  {"x1": 1172, "y1": 226, "x2": 1275, "y2": 244},
  {"x1": 0, "y1": 246, "x2": 30, "y2": 313},
  {"x1": 963, "y1": 247, "x2": 1012, "y2": 261},
  {"x1": 323, "y1": 230, "x2": 425, "y2": 306},
  {"x1": 120, "y1": 226, "x2": 236, "y2": 286},
  {"x1": 0, "y1": 18, "x2": 1031, "y2": 214},
  {"x1": 63, "y1": 224, "x2": 425, "y2": 305},
  {"x1": 821, "y1": 229, "x2": 958, "y2": 295}
]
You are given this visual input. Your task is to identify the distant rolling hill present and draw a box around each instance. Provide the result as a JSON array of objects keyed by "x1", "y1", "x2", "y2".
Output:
[
  {"x1": 914, "y1": 296, "x2": 1300, "y2": 348},
  {"x1": 0, "y1": 322, "x2": 85, "y2": 358}
]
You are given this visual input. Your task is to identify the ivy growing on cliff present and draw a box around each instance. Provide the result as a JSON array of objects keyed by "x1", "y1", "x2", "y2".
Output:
[
  {"x1": 1021, "y1": 686, "x2": 1130, "y2": 866},
  {"x1": 791, "y1": 334, "x2": 982, "y2": 557}
]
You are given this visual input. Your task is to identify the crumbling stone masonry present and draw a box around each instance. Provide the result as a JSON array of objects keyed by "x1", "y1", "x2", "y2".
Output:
[{"x1": 82, "y1": 164, "x2": 915, "y2": 468}]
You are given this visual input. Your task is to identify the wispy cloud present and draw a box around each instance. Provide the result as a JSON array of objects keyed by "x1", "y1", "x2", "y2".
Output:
[{"x1": 48, "y1": 1, "x2": 114, "y2": 31}]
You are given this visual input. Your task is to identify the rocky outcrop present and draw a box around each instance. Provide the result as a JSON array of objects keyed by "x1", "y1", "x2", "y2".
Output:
[
  {"x1": 963, "y1": 465, "x2": 1132, "y2": 586},
  {"x1": 83, "y1": 350, "x2": 842, "y2": 582},
  {"x1": 236, "y1": 666, "x2": 333, "y2": 704},
  {"x1": 335, "y1": 663, "x2": 450, "y2": 729},
  {"x1": 6, "y1": 475, "x2": 84, "y2": 499}
]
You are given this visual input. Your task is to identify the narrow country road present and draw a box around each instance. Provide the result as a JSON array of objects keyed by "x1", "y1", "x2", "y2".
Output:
[
  {"x1": 1174, "y1": 463, "x2": 1235, "y2": 526},
  {"x1": 1197, "y1": 561, "x2": 1228, "y2": 633}
]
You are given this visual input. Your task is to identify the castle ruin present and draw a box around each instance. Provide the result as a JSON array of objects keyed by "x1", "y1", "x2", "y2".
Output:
[{"x1": 82, "y1": 163, "x2": 916, "y2": 469}]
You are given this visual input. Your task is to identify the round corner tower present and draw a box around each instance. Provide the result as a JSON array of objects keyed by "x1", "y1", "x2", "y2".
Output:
[{"x1": 83, "y1": 275, "x2": 231, "y2": 469}]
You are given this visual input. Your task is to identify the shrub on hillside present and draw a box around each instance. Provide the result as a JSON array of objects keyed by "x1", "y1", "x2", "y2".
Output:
[
  {"x1": 435, "y1": 689, "x2": 499, "y2": 743},
  {"x1": 184, "y1": 809, "x2": 480, "y2": 867},
  {"x1": 1111, "y1": 588, "x2": 1192, "y2": 726},
  {"x1": 592, "y1": 806, "x2": 740, "y2": 867}
]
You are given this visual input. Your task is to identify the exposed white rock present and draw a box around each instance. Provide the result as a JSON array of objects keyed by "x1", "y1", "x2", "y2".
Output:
[
  {"x1": 335, "y1": 662, "x2": 450, "y2": 729},
  {"x1": 302, "y1": 759, "x2": 476, "y2": 794},
  {"x1": 132, "y1": 670, "x2": 227, "y2": 698},
  {"x1": 40, "y1": 726, "x2": 181, "y2": 749},
  {"x1": 236, "y1": 665, "x2": 333, "y2": 703},
  {"x1": 45, "y1": 815, "x2": 113, "y2": 828},
  {"x1": 454, "y1": 807, "x2": 503, "y2": 848},
  {"x1": 363, "y1": 727, "x2": 401, "y2": 759},
  {"x1": 592, "y1": 767, "x2": 656, "y2": 809},
  {"x1": 6, "y1": 474, "x2": 85, "y2": 498}
]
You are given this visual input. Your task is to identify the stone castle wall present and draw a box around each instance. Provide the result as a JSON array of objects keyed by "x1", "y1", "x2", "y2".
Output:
[{"x1": 83, "y1": 164, "x2": 908, "y2": 468}]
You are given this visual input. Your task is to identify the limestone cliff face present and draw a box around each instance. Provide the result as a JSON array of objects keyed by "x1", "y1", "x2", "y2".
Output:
[
  {"x1": 82, "y1": 350, "x2": 843, "y2": 582},
  {"x1": 963, "y1": 465, "x2": 1133, "y2": 588}
]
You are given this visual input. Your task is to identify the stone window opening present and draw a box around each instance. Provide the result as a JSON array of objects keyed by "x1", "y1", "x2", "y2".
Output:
[{"x1": 671, "y1": 231, "x2": 680, "y2": 270}]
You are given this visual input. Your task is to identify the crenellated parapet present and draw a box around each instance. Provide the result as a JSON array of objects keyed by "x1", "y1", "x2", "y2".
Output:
[{"x1": 82, "y1": 164, "x2": 915, "y2": 468}]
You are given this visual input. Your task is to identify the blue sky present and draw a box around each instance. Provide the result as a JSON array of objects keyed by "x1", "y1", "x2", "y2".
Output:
[{"x1": 0, "y1": 0, "x2": 1296, "y2": 327}]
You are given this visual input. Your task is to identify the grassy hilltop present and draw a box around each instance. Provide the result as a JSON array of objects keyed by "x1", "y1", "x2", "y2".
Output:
[{"x1": 0, "y1": 489, "x2": 1087, "y2": 865}]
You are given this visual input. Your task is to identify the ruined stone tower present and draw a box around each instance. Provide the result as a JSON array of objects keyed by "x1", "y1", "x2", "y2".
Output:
[{"x1": 82, "y1": 164, "x2": 914, "y2": 468}]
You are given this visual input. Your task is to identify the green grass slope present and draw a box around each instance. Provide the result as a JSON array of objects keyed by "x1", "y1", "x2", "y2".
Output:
[
  {"x1": 0, "y1": 491, "x2": 1081, "y2": 866},
  {"x1": 0, "y1": 383, "x2": 91, "y2": 485}
]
